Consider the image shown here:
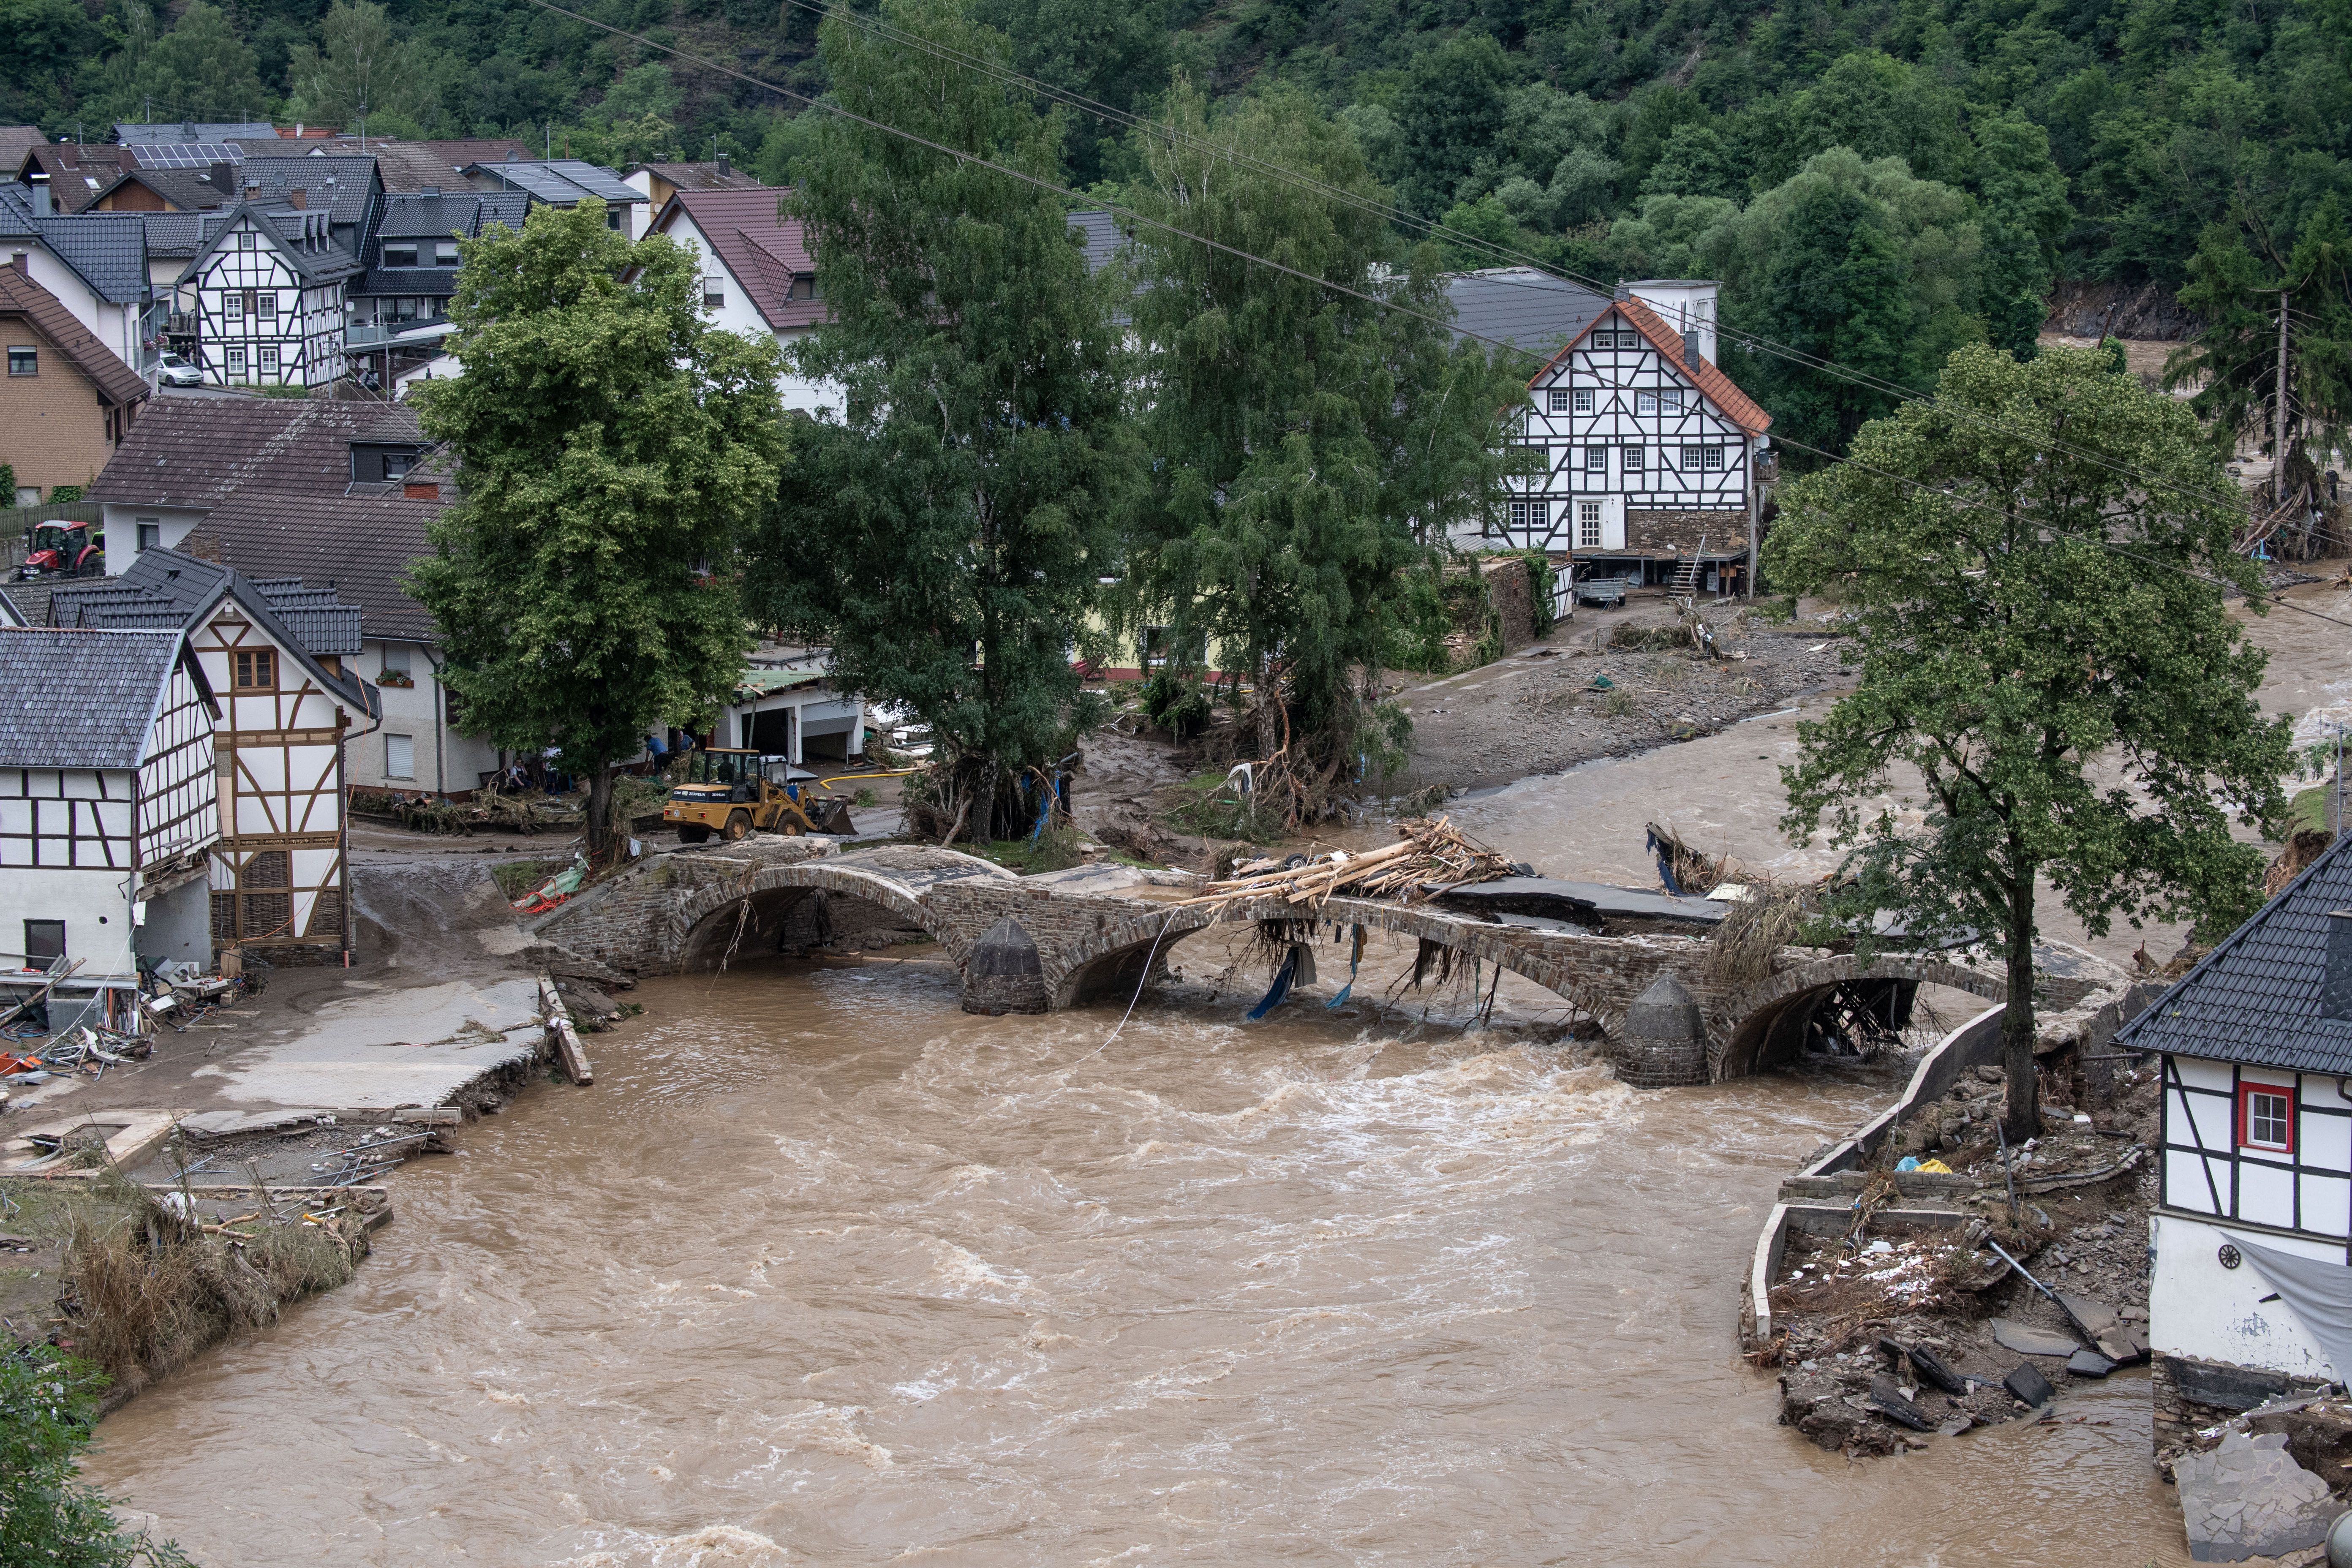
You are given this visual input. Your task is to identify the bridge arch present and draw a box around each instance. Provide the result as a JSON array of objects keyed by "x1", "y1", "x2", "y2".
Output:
[
  {"x1": 1710, "y1": 955, "x2": 2006, "y2": 1080},
  {"x1": 666, "y1": 862, "x2": 951, "y2": 970}
]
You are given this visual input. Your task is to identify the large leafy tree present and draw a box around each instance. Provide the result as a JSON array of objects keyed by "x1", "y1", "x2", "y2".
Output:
[
  {"x1": 128, "y1": 1, "x2": 267, "y2": 121},
  {"x1": 1125, "y1": 84, "x2": 1529, "y2": 783},
  {"x1": 286, "y1": 0, "x2": 453, "y2": 140},
  {"x1": 749, "y1": 0, "x2": 1127, "y2": 846},
  {"x1": 1767, "y1": 343, "x2": 2290, "y2": 1139},
  {"x1": 1, "y1": 1345, "x2": 190, "y2": 1566},
  {"x1": 1974, "y1": 112, "x2": 2072, "y2": 359},
  {"x1": 410, "y1": 200, "x2": 788, "y2": 853}
]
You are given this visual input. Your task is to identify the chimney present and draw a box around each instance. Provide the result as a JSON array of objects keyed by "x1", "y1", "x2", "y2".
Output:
[
  {"x1": 2326, "y1": 912, "x2": 2352, "y2": 1021},
  {"x1": 27, "y1": 173, "x2": 49, "y2": 218},
  {"x1": 289, "y1": 187, "x2": 307, "y2": 210},
  {"x1": 716, "y1": 152, "x2": 730, "y2": 176},
  {"x1": 208, "y1": 161, "x2": 233, "y2": 199},
  {"x1": 10, "y1": 251, "x2": 27, "y2": 276},
  {"x1": 1684, "y1": 335, "x2": 1703, "y2": 373},
  {"x1": 403, "y1": 479, "x2": 438, "y2": 500},
  {"x1": 1613, "y1": 281, "x2": 1630, "y2": 302},
  {"x1": 244, "y1": 180, "x2": 261, "y2": 200}
]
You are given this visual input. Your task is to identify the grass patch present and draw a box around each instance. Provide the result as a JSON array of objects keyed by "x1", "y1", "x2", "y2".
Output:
[
  {"x1": 2290, "y1": 783, "x2": 2337, "y2": 837},
  {"x1": 492, "y1": 857, "x2": 565, "y2": 900},
  {"x1": 1600, "y1": 689, "x2": 1639, "y2": 719},
  {"x1": 969, "y1": 823, "x2": 1090, "y2": 874}
]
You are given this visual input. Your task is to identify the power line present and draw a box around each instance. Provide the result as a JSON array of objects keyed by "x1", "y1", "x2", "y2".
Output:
[
  {"x1": 777, "y1": 0, "x2": 2267, "y2": 521},
  {"x1": 522, "y1": 0, "x2": 2352, "y2": 637}
]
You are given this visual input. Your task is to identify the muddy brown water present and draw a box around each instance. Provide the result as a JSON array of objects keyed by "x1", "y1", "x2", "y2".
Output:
[{"x1": 86, "y1": 959, "x2": 2188, "y2": 1566}]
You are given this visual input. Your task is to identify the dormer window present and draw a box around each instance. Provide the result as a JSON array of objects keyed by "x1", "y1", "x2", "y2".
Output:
[
  {"x1": 788, "y1": 275, "x2": 817, "y2": 302},
  {"x1": 383, "y1": 243, "x2": 419, "y2": 267},
  {"x1": 434, "y1": 242, "x2": 460, "y2": 266}
]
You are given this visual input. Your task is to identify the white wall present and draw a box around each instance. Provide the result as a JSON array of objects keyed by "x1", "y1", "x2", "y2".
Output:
[
  {"x1": 98, "y1": 502, "x2": 210, "y2": 567},
  {"x1": 346, "y1": 639, "x2": 501, "y2": 795},
  {"x1": 2153, "y1": 1211, "x2": 2342, "y2": 1381},
  {"x1": 134, "y1": 874, "x2": 212, "y2": 971},
  {"x1": 3, "y1": 245, "x2": 139, "y2": 371},
  {"x1": 5, "y1": 864, "x2": 133, "y2": 980}
]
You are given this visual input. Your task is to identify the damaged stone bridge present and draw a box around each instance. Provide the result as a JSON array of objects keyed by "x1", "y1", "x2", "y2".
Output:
[{"x1": 529, "y1": 839, "x2": 2012, "y2": 1086}]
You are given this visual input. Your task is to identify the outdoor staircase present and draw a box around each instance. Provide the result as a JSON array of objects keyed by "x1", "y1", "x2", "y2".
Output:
[{"x1": 1669, "y1": 536, "x2": 1707, "y2": 601}]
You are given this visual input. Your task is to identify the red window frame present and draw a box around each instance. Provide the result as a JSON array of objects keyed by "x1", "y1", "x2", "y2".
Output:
[{"x1": 2239, "y1": 1081, "x2": 2297, "y2": 1154}]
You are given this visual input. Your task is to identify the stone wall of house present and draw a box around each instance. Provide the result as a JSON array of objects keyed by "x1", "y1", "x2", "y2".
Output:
[{"x1": 1630, "y1": 509, "x2": 1746, "y2": 558}]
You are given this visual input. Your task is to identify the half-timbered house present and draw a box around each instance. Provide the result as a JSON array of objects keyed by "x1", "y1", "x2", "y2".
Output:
[
  {"x1": 2119, "y1": 834, "x2": 2352, "y2": 1445},
  {"x1": 1464, "y1": 274, "x2": 1773, "y2": 593},
  {"x1": 179, "y1": 199, "x2": 361, "y2": 389},
  {"x1": 48, "y1": 549, "x2": 378, "y2": 962},
  {"x1": 0, "y1": 626, "x2": 220, "y2": 1029}
]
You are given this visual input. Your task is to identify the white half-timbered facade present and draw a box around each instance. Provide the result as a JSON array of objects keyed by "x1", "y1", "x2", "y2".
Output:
[
  {"x1": 2121, "y1": 836, "x2": 2352, "y2": 1444},
  {"x1": 180, "y1": 202, "x2": 359, "y2": 390},
  {"x1": 1496, "y1": 281, "x2": 1773, "y2": 591},
  {"x1": 49, "y1": 551, "x2": 379, "y2": 962},
  {"x1": 0, "y1": 627, "x2": 221, "y2": 1025}
]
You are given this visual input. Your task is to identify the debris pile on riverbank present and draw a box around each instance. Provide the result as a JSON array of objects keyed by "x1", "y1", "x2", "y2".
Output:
[{"x1": 1765, "y1": 1059, "x2": 2161, "y2": 1456}]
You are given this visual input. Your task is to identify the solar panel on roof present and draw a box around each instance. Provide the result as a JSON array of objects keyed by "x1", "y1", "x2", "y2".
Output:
[
  {"x1": 544, "y1": 160, "x2": 642, "y2": 201},
  {"x1": 133, "y1": 143, "x2": 247, "y2": 169}
]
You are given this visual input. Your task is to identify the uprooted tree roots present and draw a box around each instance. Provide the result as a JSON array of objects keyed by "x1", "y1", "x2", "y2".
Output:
[{"x1": 57, "y1": 1175, "x2": 375, "y2": 1402}]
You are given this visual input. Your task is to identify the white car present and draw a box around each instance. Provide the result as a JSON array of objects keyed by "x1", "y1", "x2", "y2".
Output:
[{"x1": 155, "y1": 354, "x2": 202, "y2": 388}]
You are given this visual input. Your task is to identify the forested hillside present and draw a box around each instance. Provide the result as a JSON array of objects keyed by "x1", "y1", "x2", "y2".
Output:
[{"x1": 6, "y1": 0, "x2": 2347, "y2": 452}]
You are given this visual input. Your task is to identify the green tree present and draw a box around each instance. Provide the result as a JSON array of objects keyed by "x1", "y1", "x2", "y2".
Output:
[
  {"x1": 1974, "y1": 111, "x2": 2072, "y2": 358},
  {"x1": 1640, "y1": 123, "x2": 1736, "y2": 199},
  {"x1": 1766, "y1": 343, "x2": 2289, "y2": 1139},
  {"x1": 1125, "y1": 84, "x2": 1529, "y2": 785},
  {"x1": 1394, "y1": 35, "x2": 1513, "y2": 216},
  {"x1": 130, "y1": 1, "x2": 267, "y2": 121},
  {"x1": 0, "y1": 1345, "x2": 190, "y2": 1566},
  {"x1": 409, "y1": 200, "x2": 787, "y2": 853},
  {"x1": 750, "y1": 0, "x2": 1127, "y2": 845},
  {"x1": 286, "y1": 0, "x2": 451, "y2": 138}
]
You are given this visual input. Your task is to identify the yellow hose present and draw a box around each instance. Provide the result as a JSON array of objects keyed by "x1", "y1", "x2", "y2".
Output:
[{"x1": 819, "y1": 767, "x2": 921, "y2": 789}]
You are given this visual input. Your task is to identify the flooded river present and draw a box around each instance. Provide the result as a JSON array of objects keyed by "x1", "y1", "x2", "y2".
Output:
[{"x1": 89, "y1": 959, "x2": 2187, "y2": 1566}]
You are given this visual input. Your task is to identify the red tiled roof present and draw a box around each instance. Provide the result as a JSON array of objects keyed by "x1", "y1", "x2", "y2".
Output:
[
  {"x1": 0, "y1": 265, "x2": 149, "y2": 407},
  {"x1": 655, "y1": 187, "x2": 823, "y2": 332},
  {"x1": 1527, "y1": 293, "x2": 1772, "y2": 437}
]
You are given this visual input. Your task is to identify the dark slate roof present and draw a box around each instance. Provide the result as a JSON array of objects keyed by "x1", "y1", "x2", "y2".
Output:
[
  {"x1": 141, "y1": 212, "x2": 207, "y2": 257},
  {"x1": 1443, "y1": 267, "x2": 1610, "y2": 356},
  {"x1": 187, "y1": 489, "x2": 441, "y2": 643},
  {"x1": 2118, "y1": 833, "x2": 2352, "y2": 1074},
  {"x1": 354, "y1": 191, "x2": 527, "y2": 299},
  {"x1": 0, "y1": 266, "x2": 151, "y2": 406},
  {"x1": 46, "y1": 549, "x2": 376, "y2": 712},
  {"x1": 1068, "y1": 210, "x2": 1124, "y2": 275},
  {"x1": 234, "y1": 156, "x2": 381, "y2": 228},
  {"x1": 0, "y1": 200, "x2": 152, "y2": 305},
  {"x1": 466, "y1": 158, "x2": 641, "y2": 206},
  {"x1": 88, "y1": 396, "x2": 424, "y2": 510},
  {"x1": 117, "y1": 122, "x2": 278, "y2": 145},
  {"x1": 91, "y1": 166, "x2": 233, "y2": 211},
  {"x1": 0, "y1": 627, "x2": 193, "y2": 770}
]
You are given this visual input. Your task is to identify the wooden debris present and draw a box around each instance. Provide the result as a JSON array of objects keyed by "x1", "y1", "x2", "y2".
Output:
[
  {"x1": 1178, "y1": 817, "x2": 1516, "y2": 917},
  {"x1": 536, "y1": 974, "x2": 594, "y2": 1086}
]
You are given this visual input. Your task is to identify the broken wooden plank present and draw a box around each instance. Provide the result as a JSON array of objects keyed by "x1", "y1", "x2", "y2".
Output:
[{"x1": 538, "y1": 973, "x2": 593, "y2": 1086}]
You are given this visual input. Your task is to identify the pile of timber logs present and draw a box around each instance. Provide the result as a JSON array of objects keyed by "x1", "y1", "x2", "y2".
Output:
[{"x1": 1180, "y1": 817, "x2": 1516, "y2": 916}]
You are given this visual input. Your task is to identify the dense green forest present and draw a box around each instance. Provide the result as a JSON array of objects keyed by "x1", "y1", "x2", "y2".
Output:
[{"x1": 5, "y1": 0, "x2": 2348, "y2": 454}]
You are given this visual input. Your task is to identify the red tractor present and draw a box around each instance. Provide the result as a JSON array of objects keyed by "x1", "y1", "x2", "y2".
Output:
[{"x1": 17, "y1": 521, "x2": 103, "y2": 580}]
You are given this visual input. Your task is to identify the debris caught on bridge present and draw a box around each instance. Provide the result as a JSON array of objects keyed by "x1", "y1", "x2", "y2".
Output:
[{"x1": 1181, "y1": 817, "x2": 1516, "y2": 917}]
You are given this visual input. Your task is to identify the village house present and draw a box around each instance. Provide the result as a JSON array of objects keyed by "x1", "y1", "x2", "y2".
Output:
[
  {"x1": 85, "y1": 393, "x2": 425, "y2": 567},
  {"x1": 0, "y1": 261, "x2": 149, "y2": 504},
  {"x1": 178, "y1": 199, "x2": 361, "y2": 390},
  {"x1": 0, "y1": 181, "x2": 155, "y2": 387},
  {"x1": 48, "y1": 550, "x2": 377, "y2": 963},
  {"x1": 1447, "y1": 270, "x2": 1774, "y2": 595},
  {"x1": 458, "y1": 155, "x2": 645, "y2": 229},
  {"x1": 0, "y1": 626, "x2": 221, "y2": 1032},
  {"x1": 346, "y1": 188, "x2": 529, "y2": 389},
  {"x1": 724, "y1": 661, "x2": 870, "y2": 769},
  {"x1": 637, "y1": 185, "x2": 840, "y2": 415},
  {"x1": 622, "y1": 157, "x2": 767, "y2": 239},
  {"x1": 2120, "y1": 835, "x2": 2352, "y2": 1446}
]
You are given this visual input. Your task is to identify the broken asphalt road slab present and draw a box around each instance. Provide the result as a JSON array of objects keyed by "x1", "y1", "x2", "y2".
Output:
[
  {"x1": 2066, "y1": 1348, "x2": 2117, "y2": 1378},
  {"x1": 1991, "y1": 1318, "x2": 2083, "y2": 1358},
  {"x1": 2004, "y1": 1362, "x2": 2058, "y2": 1407}
]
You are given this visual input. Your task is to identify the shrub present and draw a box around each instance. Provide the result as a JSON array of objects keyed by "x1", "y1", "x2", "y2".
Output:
[
  {"x1": 1142, "y1": 667, "x2": 1212, "y2": 738},
  {"x1": 47, "y1": 484, "x2": 84, "y2": 504},
  {"x1": 1, "y1": 1343, "x2": 191, "y2": 1566}
]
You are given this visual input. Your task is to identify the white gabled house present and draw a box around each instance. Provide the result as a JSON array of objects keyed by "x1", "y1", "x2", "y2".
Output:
[
  {"x1": 0, "y1": 626, "x2": 221, "y2": 1030},
  {"x1": 49, "y1": 550, "x2": 381, "y2": 963},
  {"x1": 2121, "y1": 834, "x2": 2352, "y2": 1446},
  {"x1": 1451, "y1": 273, "x2": 1774, "y2": 594},
  {"x1": 637, "y1": 185, "x2": 841, "y2": 416},
  {"x1": 180, "y1": 201, "x2": 361, "y2": 389}
]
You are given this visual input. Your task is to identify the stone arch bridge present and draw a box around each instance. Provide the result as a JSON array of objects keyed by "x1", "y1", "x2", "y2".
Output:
[{"x1": 531, "y1": 841, "x2": 2010, "y2": 1086}]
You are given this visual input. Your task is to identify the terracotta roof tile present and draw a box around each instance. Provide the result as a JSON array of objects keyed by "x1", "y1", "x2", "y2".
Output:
[
  {"x1": 185, "y1": 489, "x2": 441, "y2": 644},
  {"x1": 0, "y1": 265, "x2": 150, "y2": 407},
  {"x1": 1524, "y1": 294, "x2": 1772, "y2": 436}
]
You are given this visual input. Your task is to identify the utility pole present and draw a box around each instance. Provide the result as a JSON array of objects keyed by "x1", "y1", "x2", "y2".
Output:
[
  {"x1": 1745, "y1": 434, "x2": 1760, "y2": 600},
  {"x1": 2277, "y1": 289, "x2": 2292, "y2": 502}
]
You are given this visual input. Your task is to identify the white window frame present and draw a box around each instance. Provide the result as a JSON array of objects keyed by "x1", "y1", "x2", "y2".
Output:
[
  {"x1": 1622, "y1": 445, "x2": 1646, "y2": 474},
  {"x1": 385, "y1": 733, "x2": 416, "y2": 781},
  {"x1": 223, "y1": 291, "x2": 244, "y2": 322},
  {"x1": 1636, "y1": 390, "x2": 1659, "y2": 416},
  {"x1": 257, "y1": 344, "x2": 279, "y2": 372},
  {"x1": 226, "y1": 346, "x2": 247, "y2": 374},
  {"x1": 1660, "y1": 389, "x2": 1684, "y2": 415},
  {"x1": 1573, "y1": 388, "x2": 1595, "y2": 414},
  {"x1": 2243, "y1": 1083, "x2": 2295, "y2": 1153},
  {"x1": 1702, "y1": 445, "x2": 1726, "y2": 471},
  {"x1": 1584, "y1": 446, "x2": 1607, "y2": 474},
  {"x1": 257, "y1": 291, "x2": 279, "y2": 323}
]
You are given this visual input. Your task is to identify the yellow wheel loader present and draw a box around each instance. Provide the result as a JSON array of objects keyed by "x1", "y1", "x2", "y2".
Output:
[{"x1": 662, "y1": 749, "x2": 856, "y2": 843}]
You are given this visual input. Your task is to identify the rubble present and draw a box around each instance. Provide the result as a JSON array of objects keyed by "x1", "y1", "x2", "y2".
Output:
[{"x1": 2174, "y1": 1430, "x2": 2341, "y2": 1562}]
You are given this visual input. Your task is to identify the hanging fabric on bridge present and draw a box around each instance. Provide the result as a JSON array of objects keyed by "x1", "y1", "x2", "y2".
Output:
[
  {"x1": 1327, "y1": 925, "x2": 1366, "y2": 1010},
  {"x1": 1246, "y1": 947, "x2": 1299, "y2": 1021}
]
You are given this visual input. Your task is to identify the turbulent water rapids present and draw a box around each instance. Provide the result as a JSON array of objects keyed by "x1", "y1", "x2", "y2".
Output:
[{"x1": 83, "y1": 956, "x2": 2187, "y2": 1565}]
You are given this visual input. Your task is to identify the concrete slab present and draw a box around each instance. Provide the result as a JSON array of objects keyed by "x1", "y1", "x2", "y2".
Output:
[
  {"x1": 1992, "y1": 1318, "x2": 2083, "y2": 1358},
  {"x1": 2, "y1": 1109, "x2": 186, "y2": 1174},
  {"x1": 189, "y1": 975, "x2": 543, "y2": 1110}
]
